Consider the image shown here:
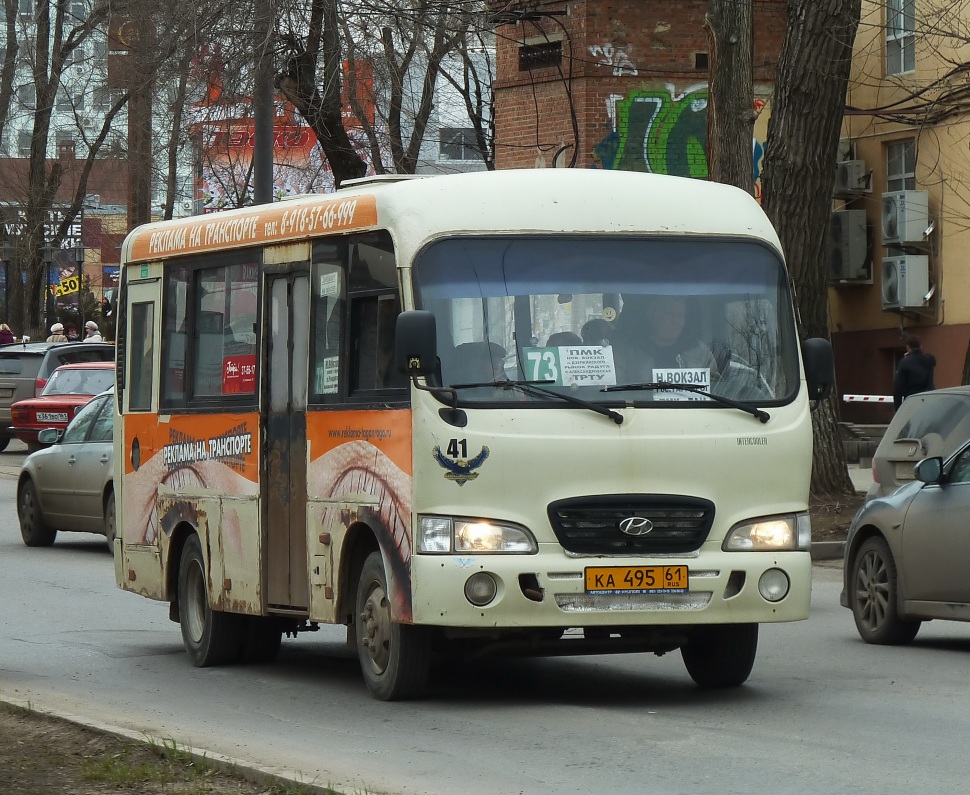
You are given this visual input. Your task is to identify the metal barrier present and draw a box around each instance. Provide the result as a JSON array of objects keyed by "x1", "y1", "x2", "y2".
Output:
[{"x1": 843, "y1": 394, "x2": 892, "y2": 404}]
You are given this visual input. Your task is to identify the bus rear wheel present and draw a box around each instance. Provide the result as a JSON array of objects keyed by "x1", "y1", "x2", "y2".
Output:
[
  {"x1": 681, "y1": 623, "x2": 758, "y2": 688},
  {"x1": 355, "y1": 551, "x2": 430, "y2": 701},
  {"x1": 178, "y1": 534, "x2": 244, "y2": 666}
]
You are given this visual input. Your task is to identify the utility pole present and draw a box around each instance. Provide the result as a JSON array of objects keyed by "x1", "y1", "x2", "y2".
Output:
[{"x1": 253, "y1": 0, "x2": 276, "y2": 205}]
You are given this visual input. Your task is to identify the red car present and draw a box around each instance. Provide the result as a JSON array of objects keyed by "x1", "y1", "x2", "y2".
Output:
[{"x1": 11, "y1": 362, "x2": 116, "y2": 451}]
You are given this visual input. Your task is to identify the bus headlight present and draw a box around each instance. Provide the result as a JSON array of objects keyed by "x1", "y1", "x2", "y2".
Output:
[
  {"x1": 723, "y1": 512, "x2": 810, "y2": 551},
  {"x1": 417, "y1": 515, "x2": 538, "y2": 554}
]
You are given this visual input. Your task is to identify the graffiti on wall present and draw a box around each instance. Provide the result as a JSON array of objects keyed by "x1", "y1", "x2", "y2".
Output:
[
  {"x1": 592, "y1": 85, "x2": 770, "y2": 200},
  {"x1": 588, "y1": 43, "x2": 639, "y2": 76}
]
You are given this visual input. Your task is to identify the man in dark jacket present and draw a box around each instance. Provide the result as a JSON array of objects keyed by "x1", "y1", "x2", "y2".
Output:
[{"x1": 893, "y1": 334, "x2": 936, "y2": 410}]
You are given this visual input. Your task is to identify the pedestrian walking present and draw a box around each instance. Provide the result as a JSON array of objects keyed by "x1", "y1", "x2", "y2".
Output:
[
  {"x1": 83, "y1": 320, "x2": 104, "y2": 342},
  {"x1": 0, "y1": 323, "x2": 15, "y2": 345},
  {"x1": 893, "y1": 334, "x2": 936, "y2": 410},
  {"x1": 47, "y1": 322, "x2": 68, "y2": 343}
]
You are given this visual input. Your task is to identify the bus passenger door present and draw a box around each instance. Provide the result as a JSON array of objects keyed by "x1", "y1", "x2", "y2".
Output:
[{"x1": 265, "y1": 270, "x2": 310, "y2": 611}]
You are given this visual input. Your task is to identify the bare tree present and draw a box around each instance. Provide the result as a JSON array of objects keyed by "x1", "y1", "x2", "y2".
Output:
[
  {"x1": 761, "y1": 0, "x2": 862, "y2": 498},
  {"x1": 705, "y1": 0, "x2": 754, "y2": 191}
]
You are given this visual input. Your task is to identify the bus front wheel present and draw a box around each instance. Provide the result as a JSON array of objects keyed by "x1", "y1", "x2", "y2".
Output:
[
  {"x1": 178, "y1": 534, "x2": 244, "y2": 667},
  {"x1": 681, "y1": 623, "x2": 758, "y2": 688},
  {"x1": 355, "y1": 551, "x2": 430, "y2": 701}
]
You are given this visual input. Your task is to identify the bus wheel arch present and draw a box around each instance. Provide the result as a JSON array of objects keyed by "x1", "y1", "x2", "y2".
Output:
[
  {"x1": 336, "y1": 521, "x2": 380, "y2": 626},
  {"x1": 165, "y1": 521, "x2": 199, "y2": 623}
]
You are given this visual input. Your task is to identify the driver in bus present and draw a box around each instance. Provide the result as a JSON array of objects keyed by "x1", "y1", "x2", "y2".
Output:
[{"x1": 613, "y1": 294, "x2": 719, "y2": 384}]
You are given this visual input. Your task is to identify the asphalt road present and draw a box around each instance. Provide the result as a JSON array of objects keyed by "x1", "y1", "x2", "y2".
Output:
[{"x1": 2, "y1": 446, "x2": 969, "y2": 794}]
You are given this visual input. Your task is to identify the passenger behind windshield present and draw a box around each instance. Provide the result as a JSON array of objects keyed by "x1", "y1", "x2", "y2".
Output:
[{"x1": 613, "y1": 294, "x2": 720, "y2": 386}]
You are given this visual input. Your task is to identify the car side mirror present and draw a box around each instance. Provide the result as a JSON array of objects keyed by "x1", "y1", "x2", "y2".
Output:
[
  {"x1": 395, "y1": 311, "x2": 438, "y2": 379},
  {"x1": 914, "y1": 456, "x2": 943, "y2": 484},
  {"x1": 802, "y1": 338, "x2": 834, "y2": 401},
  {"x1": 37, "y1": 428, "x2": 62, "y2": 445}
]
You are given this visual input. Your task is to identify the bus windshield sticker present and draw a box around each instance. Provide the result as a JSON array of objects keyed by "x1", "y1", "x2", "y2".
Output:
[
  {"x1": 651, "y1": 368, "x2": 711, "y2": 401},
  {"x1": 432, "y1": 444, "x2": 489, "y2": 486},
  {"x1": 523, "y1": 345, "x2": 617, "y2": 387}
]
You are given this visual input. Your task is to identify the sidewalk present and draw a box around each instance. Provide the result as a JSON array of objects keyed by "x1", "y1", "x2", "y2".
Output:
[{"x1": 811, "y1": 462, "x2": 872, "y2": 563}]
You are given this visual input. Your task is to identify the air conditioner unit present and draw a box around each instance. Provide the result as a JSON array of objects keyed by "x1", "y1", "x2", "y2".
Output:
[
  {"x1": 829, "y1": 209, "x2": 868, "y2": 280},
  {"x1": 180, "y1": 200, "x2": 194, "y2": 212},
  {"x1": 834, "y1": 160, "x2": 869, "y2": 195},
  {"x1": 882, "y1": 190, "x2": 929, "y2": 247},
  {"x1": 882, "y1": 254, "x2": 929, "y2": 310}
]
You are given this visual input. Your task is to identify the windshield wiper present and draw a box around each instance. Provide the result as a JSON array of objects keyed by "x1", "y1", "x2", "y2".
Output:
[
  {"x1": 601, "y1": 381, "x2": 770, "y2": 424},
  {"x1": 450, "y1": 378, "x2": 624, "y2": 425}
]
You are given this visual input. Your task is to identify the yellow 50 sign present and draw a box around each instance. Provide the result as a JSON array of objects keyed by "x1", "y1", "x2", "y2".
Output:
[{"x1": 50, "y1": 275, "x2": 80, "y2": 298}]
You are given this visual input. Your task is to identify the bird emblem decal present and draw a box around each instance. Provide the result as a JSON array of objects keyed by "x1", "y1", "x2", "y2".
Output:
[{"x1": 432, "y1": 445, "x2": 490, "y2": 486}]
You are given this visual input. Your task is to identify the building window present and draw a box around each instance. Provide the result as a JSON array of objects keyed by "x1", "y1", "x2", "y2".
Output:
[
  {"x1": 93, "y1": 85, "x2": 110, "y2": 109},
  {"x1": 886, "y1": 139, "x2": 916, "y2": 192},
  {"x1": 519, "y1": 40, "x2": 562, "y2": 71},
  {"x1": 0, "y1": 132, "x2": 8, "y2": 156},
  {"x1": 439, "y1": 128, "x2": 480, "y2": 162},
  {"x1": 16, "y1": 84, "x2": 35, "y2": 108},
  {"x1": 886, "y1": 0, "x2": 915, "y2": 75},
  {"x1": 18, "y1": 130, "x2": 31, "y2": 156},
  {"x1": 18, "y1": 0, "x2": 31, "y2": 20},
  {"x1": 56, "y1": 130, "x2": 75, "y2": 146},
  {"x1": 70, "y1": 1, "x2": 87, "y2": 22},
  {"x1": 56, "y1": 92, "x2": 72, "y2": 111}
]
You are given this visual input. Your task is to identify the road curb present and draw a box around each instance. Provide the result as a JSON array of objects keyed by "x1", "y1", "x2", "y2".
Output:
[
  {"x1": 0, "y1": 697, "x2": 342, "y2": 795},
  {"x1": 811, "y1": 540, "x2": 845, "y2": 561}
]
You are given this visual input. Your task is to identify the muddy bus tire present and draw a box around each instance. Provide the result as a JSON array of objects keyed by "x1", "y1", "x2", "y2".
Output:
[
  {"x1": 681, "y1": 623, "x2": 758, "y2": 688},
  {"x1": 178, "y1": 534, "x2": 245, "y2": 667},
  {"x1": 356, "y1": 551, "x2": 431, "y2": 701}
]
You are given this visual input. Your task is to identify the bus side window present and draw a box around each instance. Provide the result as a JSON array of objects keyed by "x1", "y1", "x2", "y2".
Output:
[
  {"x1": 351, "y1": 293, "x2": 403, "y2": 393},
  {"x1": 129, "y1": 302, "x2": 155, "y2": 411},
  {"x1": 310, "y1": 257, "x2": 344, "y2": 400}
]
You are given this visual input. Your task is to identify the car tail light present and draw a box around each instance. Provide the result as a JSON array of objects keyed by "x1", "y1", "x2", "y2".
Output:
[
  {"x1": 12, "y1": 406, "x2": 27, "y2": 423},
  {"x1": 34, "y1": 378, "x2": 46, "y2": 397}
]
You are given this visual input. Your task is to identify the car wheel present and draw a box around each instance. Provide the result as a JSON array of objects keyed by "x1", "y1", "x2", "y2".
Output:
[
  {"x1": 850, "y1": 536, "x2": 921, "y2": 645},
  {"x1": 18, "y1": 479, "x2": 57, "y2": 547},
  {"x1": 177, "y1": 534, "x2": 245, "y2": 666},
  {"x1": 355, "y1": 551, "x2": 430, "y2": 700},
  {"x1": 103, "y1": 491, "x2": 116, "y2": 551},
  {"x1": 681, "y1": 624, "x2": 758, "y2": 688},
  {"x1": 0, "y1": 436, "x2": 9, "y2": 452}
]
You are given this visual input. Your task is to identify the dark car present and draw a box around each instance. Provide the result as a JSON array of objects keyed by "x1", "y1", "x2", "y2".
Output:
[
  {"x1": 10, "y1": 361, "x2": 116, "y2": 450},
  {"x1": 841, "y1": 386, "x2": 970, "y2": 645},
  {"x1": 18, "y1": 390, "x2": 116, "y2": 550},
  {"x1": 0, "y1": 341, "x2": 115, "y2": 451}
]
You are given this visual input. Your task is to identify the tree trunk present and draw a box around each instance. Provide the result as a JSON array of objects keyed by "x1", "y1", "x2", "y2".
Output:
[
  {"x1": 761, "y1": 0, "x2": 861, "y2": 498},
  {"x1": 705, "y1": 0, "x2": 754, "y2": 192}
]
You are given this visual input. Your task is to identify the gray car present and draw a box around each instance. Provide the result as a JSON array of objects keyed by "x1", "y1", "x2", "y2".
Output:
[
  {"x1": 17, "y1": 391, "x2": 115, "y2": 551},
  {"x1": 841, "y1": 405, "x2": 970, "y2": 644},
  {"x1": 865, "y1": 386, "x2": 970, "y2": 500},
  {"x1": 0, "y1": 341, "x2": 115, "y2": 451}
]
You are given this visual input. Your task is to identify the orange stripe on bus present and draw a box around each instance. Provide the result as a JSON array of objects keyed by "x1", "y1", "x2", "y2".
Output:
[{"x1": 127, "y1": 195, "x2": 379, "y2": 263}]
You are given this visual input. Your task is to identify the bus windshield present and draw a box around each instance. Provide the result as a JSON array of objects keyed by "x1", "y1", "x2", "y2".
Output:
[{"x1": 413, "y1": 236, "x2": 799, "y2": 405}]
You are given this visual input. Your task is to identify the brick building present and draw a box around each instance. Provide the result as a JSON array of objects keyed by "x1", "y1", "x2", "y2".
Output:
[{"x1": 490, "y1": 0, "x2": 786, "y2": 196}]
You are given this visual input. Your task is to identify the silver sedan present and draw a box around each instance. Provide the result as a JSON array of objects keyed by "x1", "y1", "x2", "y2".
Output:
[
  {"x1": 17, "y1": 391, "x2": 115, "y2": 551},
  {"x1": 841, "y1": 444, "x2": 970, "y2": 643}
]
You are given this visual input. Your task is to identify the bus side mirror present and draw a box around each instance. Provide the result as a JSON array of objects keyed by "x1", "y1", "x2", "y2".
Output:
[
  {"x1": 802, "y1": 337, "x2": 834, "y2": 401},
  {"x1": 395, "y1": 310, "x2": 438, "y2": 378}
]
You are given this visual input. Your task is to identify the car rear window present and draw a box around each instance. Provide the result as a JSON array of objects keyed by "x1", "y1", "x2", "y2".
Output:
[
  {"x1": 0, "y1": 355, "x2": 43, "y2": 376},
  {"x1": 885, "y1": 392, "x2": 970, "y2": 461}
]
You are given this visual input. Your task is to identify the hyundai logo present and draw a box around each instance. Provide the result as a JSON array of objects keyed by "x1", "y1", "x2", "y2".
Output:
[{"x1": 618, "y1": 516, "x2": 654, "y2": 536}]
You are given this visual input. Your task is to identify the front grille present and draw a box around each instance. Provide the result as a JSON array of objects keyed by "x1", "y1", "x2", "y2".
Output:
[{"x1": 548, "y1": 495, "x2": 715, "y2": 555}]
